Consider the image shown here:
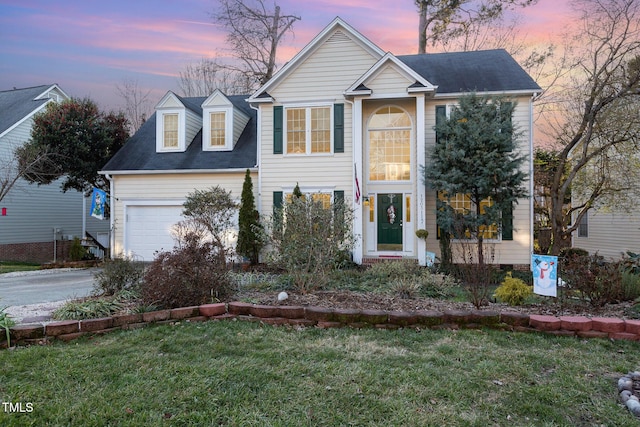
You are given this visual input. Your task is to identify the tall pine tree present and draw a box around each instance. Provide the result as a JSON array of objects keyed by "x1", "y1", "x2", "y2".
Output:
[{"x1": 236, "y1": 170, "x2": 263, "y2": 264}]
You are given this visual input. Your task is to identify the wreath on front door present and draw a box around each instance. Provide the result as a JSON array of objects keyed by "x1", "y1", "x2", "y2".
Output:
[{"x1": 387, "y1": 204, "x2": 396, "y2": 224}]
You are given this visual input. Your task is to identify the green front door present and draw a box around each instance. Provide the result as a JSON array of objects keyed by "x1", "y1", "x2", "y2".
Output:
[{"x1": 377, "y1": 193, "x2": 403, "y2": 251}]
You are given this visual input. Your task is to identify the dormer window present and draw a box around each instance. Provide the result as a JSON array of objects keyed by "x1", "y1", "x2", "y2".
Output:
[
  {"x1": 163, "y1": 113, "x2": 179, "y2": 148},
  {"x1": 201, "y1": 90, "x2": 249, "y2": 152},
  {"x1": 155, "y1": 92, "x2": 199, "y2": 153},
  {"x1": 206, "y1": 110, "x2": 229, "y2": 149},
  {"x1": 156, "y1": 109, "x2": 185, "y2": 152}
]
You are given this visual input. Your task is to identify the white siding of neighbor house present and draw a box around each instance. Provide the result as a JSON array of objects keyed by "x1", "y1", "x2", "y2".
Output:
[
  {"x1": 110, "y1": 172, "x2": 256, "y2": 256},
  {"x1": 0, "y1": 119, "x2": 108, "y2": 246},
  {"x1": 573, "y1": 210, "x2": 640, "y2": 260},
  {"x1": 422, "y1": 96, "x2": 533, "y2": 266}
]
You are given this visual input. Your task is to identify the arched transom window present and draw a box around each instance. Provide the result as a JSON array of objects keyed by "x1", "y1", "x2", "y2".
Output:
[{"x1": 368, "y1": 106, "x2": 411, "y2": 181}]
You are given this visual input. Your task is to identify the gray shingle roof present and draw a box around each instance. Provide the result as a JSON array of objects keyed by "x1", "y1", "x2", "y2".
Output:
[
  {"x1": 398, "y1": 49, "x2": 541, "y2": 94},
  {"x1": 0, "y1": 85, "x2": 52, "y2": 135},
  {"x1": 102, "y1": 95, "x2": 256, "y2": 172}
]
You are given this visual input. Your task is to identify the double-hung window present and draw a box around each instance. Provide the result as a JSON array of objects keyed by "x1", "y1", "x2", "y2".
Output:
[
  {"x1": 285, "y1": 105, "x2": 331, "y2": 154},
  {"x1": 208, "y1": 111, "x2": 226, "y2": 148},
  {"x1": 163, "y1": 113, "x2": 179, "y2": 149},
  {"x1": 438, "y1": 193, "x2": 499, "y2": 240}
]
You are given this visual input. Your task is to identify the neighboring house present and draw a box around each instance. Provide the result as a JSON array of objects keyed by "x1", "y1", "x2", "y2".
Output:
[
  {"x1": 102, "y1": 17, "x2": 540, "y2": 267},
  {"x1": 572, "y1": 209, "x2": 640, "y2": 260},
  {"x1": 0, "y1": 84, "x2": 110, "y2": 262}
]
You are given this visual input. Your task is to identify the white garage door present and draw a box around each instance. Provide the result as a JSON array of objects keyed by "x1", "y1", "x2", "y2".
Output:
[{"x1": 125, "y1": 205, "x2": 184, "y2": 261}]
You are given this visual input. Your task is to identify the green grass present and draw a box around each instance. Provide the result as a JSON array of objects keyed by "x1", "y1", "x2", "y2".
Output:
[
  {"x1": 1, "y1": 321, "x2": 639, "y2": 426},
  {"x1": 0, "y1": 261, "x2": 40, "y2": 274}
]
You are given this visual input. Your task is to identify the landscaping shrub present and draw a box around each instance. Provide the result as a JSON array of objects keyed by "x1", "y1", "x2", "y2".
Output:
[
  {"x1": 140, "y1": 233, "x2": 232, "y2": 309},
  {"x1": 0, "y1": 305, "x2": 15, "y2": 347},
  {"x1": 559, "y1": 247, "x2": 589, "y2": 259},
  {"x1": 390, "y1": 278, "x2": 422, "y2": 299},
  {"x1": 53, "y1": 298, "x2": 124, "y2": 320},
  {"x1": 364, "y1": 260, "x2": 457, "y2": 298},
  {"x1": 93, "y1": 256, "x2": 145, "y2": 296},
  {"x1": 69, "y1": 237, "x2": 87, "y2": 261},
  {"x1": 621, "y1": 251, "x2": 640, "y2": 275},
  {"x1": 493, "y1": 272, "x2": 533, "y2": 306},
  {"x1": 561, "y1": 253, "x2": 623, "y2": 307},
  {"x1": 620, "y1": 271, "x2": 640, "y2": 302},
  {"x1": 267, "y1": 193, "x2": 355, "y2": 293}
]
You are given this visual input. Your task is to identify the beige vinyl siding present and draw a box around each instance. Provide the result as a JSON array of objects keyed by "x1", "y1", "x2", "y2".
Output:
[
  {"x1": 270, "y1": 29, "x2": 379, "y2": 102},
  {"x1": 365, "y1": 65, "x2": 412, "y2": 95},
  {"x1": 110, "y1": 172, "x2": 255, "y2": 256},
  {"x1": 573, "y1": 210, "x2": 640, "y2": 260},
  {"x1": 422, "y1": 96, "x2": 533, "y2": 265},
  {"x1": 0, "y1": 120, "x2": 109, "y2": 245}
]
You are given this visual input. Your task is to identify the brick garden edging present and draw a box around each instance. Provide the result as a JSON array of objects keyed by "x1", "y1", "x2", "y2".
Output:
[{"x1": 3, "y1": 302, "x2": 640, "y2": 349}]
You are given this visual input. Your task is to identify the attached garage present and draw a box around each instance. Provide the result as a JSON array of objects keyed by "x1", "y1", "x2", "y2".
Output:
[{"x1": 124, "y1": 204, "x2": 184, "y2": 261}]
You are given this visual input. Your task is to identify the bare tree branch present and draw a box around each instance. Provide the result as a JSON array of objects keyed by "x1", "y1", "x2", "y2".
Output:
[{"x1": 213, "y1": 0, "x2": 300, "y2": 86}]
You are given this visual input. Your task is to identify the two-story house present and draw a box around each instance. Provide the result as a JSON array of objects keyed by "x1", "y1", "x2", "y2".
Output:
[
  {"x1": 102, "y1": 17, "x2": 540, "y2": 267},
  {"x1": 0, "y1": 84, "x2": 110, "y2": 262}
]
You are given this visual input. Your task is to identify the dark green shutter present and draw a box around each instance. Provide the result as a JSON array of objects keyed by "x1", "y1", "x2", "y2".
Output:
[
  {"x1": 501, "y1": 204, "x2": 513, "y2": 241},
  {"x1": 334, "y1": 103, "x2": 344, "y2": 153},
  {"x1": 273, "y1": 191, "x2": 283, "y2": 211},
  {"x1": 273, "y1": 106, "x2": 283, "y2": 154},
  {"x1": 435, "y1": 105, "x2": 446, "y2": 144},
  {"x1": 500, "y1": 101, "x2": 513, "y2": 150}
]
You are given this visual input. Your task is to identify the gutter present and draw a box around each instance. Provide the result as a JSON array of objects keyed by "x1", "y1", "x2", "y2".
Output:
[{"x1": 98, "y1": 167, "x2": 258, "y2": 176}]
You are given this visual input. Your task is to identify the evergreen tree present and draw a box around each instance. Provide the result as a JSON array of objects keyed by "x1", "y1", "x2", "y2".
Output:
[
  {"x1": 292, "y1": 182, "x2": 303, "y2": 198},
  {"x1": 236, "y1": 170, "x2": 263, "y2": 264},
  {"x1": 424, "y1": 93, "x2": 528, "y2": 267}
]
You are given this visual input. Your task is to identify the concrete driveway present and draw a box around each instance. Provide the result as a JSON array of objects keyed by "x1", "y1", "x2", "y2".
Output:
[{"x1": 0, "y1": 268, "x2": 98, "y2": 307}]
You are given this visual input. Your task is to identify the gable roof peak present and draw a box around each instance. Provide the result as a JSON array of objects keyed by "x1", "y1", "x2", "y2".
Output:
[{"x1": 248, "y1": 17, "x2": 385, "y2": 103}]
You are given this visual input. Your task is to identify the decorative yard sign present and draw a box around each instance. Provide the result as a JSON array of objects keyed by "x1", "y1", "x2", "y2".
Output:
[
  {"x1": 90, "y1": 188, "x2": 107, "y2": 220},
  {"x1": 532, "y1": 254, "x2": 558, "y2": 297},
  {"x1": 426, "y1": 251, "x2": 435, "y2": 267}
]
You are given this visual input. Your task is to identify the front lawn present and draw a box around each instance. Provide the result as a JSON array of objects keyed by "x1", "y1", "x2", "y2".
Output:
[
  {"x1": 0, "y1": 261, "x2": 40, "y2": 274},
  {"x1": 0, "y1": 320, "x2": 638, "y2": 426}
]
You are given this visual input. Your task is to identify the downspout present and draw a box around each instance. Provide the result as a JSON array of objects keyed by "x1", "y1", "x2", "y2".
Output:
[
  {"x1": 249, "y1": 104, "x2": 262, "y2": 213},
  {"x1": 105, "y1": 173, "x2": 115, "y2": 259}
]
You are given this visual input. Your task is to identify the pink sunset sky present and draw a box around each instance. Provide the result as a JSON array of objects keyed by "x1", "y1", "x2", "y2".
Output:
[{"x1": 0, "y1": 0, "x2": 574, "y2": 112}]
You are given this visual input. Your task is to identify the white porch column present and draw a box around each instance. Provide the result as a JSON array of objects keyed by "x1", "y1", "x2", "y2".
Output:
[
  {"x1": 352, "y1": 97, "x2": 364, "y2": 264},
  {"x1": 416, "y1": 94, "x2": 427, "y2": 266}
]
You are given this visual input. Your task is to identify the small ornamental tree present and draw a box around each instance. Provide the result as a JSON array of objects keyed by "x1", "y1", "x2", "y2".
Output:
[
  {"x1": 180, "y1": 186, "x2": 238, "y2": 267},
  {"x1": 424, "y1": 93, "x2": 528, "y2": 306},
  {"x1": 236, "y1": 169, "x2": 263, "y2": 264}
]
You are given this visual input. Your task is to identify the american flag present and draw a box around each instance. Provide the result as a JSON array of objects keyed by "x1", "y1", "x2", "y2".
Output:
[{"x1": 354, "y1": 164, "x2": 361, "y2": 204}]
